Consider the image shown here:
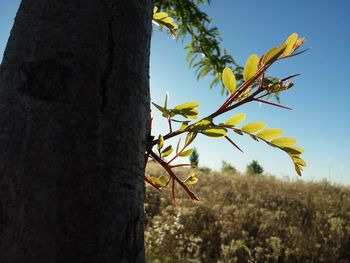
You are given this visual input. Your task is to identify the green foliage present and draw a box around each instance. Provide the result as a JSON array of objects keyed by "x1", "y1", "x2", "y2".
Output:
[
  {"x1": 145, "y1": 164, "x2": 350, "y2": 262},
  {"x1": 243, "y1": 54, "x2": 259, "y2": 82},
  {"x1": 263, "y1": 43, "x2": 287, "y2": 65},
  {"x1": 224, "y1": 113, "x2": 245, "y2": 127},
  {"x1": 155, "y1": 0, "x2": 243, "y2": 91},
  {"x1": 246, "y1": 160, "x2": 264, "y2": 175},
  {"x1": 221, "y1": 161, "x2": 237, "y2": 173},
  {"x1": 149, "y1": 10, "x2": 309, "y2": 201},
  {"x1": 222, "y1": 67, "x2": 237, "y2": 94},
  {"x1": 189, "y1": 147, "x2": 199, "y2": 166}
]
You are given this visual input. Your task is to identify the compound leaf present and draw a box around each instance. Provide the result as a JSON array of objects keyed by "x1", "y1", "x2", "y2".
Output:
[
  {"x1": 179, "y1": 148, "x2": 194, "y2": 157},
  {"x1": 224, "y1": 113, "x2": 246, "y2": 127},
  {"x1": 243, "y1": 54, "x2": 259, "y2": 81},
  {"x1": 201, "y1": 127, "x2": 227, "y2": 138},
  {"x1": 222, "y1": 67, "x2": 236, "y2": 93},
  {"x1": 271, "y1": 137, "x2": 296, "y2": 147},
  {"x1": 185, "y1": 176, "x2": 198, "y2": 185},
  {"x1": 263, "y1": 43, "x2": 287, "y2": 64},
  {"x1": 174, "y1": 102, "x2": 199, "y2": 111},
  {"x1": 282, "y1": 33, "x2": 298, "y2": 57},
  {"x1": 161, "y1": 145, "x2": 173, "y2": 158},
  {"x1": 256, "y1": 128, "x2": 284, "y2": 140},
  {"x1": 241, "y1": 122, "x2": 266, "y2": 133}
]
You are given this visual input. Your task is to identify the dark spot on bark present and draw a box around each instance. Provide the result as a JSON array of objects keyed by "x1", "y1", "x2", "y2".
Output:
[{"x1": 19, "y1": 59, "x2": 71, "y2": 102}]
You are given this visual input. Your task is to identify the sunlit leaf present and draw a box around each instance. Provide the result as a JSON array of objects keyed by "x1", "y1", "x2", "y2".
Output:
[
  {"x1": 201, "y1": 127, "x2": 227, "y2": 138},
  {"x1": 176, "y1": 138, "x2": 181, "y2": 154},
  {"x1": 158, "y1": 175, "x2": 168, "y2": 186},
  {"x1": 271, "y1": 137, "x2": 296, "y2": 147},
  {"x1": 263, "y1": 43, "x2": 287, "y2": 64},
  {"x1": 161, "y1": 145, "x2": 173, "y2": 158},
  {"x1": 153, "y1": 12, "x2": 169, "y2": 20},
  {"x1": 224, "y1": 113, "x2": 246, "y2": 127},
  {"x1": 164, "y1": 93, "x2": 168, "y2": 110},
  {"x1": 241, "y1": 122, "x2": 266, "y2": 133},
  {"x1": 185, "y1": 132, "x2": 197, "y2": 146},
  {"x1": 243, "y1": 54, "x2": 259, "y2": 81},
  {"x1": 283, "y1": 146, "x2": 303, "y2": 155},
  {"x1": 149, "y1": 177, "x2": 163, "y2": 188},
  {"x1": 179, "y1": 148, "x2": 194, "y2": 157},
  {"x1": 222, "y1": 67, "x2": 236, "y2": 93},
  {"x1": 174, "y1": 102, "x2": 199, "y2": 111},
  {"x1": 185, "y1": 176, "x2": 198, "y2": 185},
  {"x1": 181, "y1": 109, "x2": 199, "y2": 116},
  {"x1": 185, "y1": 114, "x2": 199, "y2": 120},
  {"x1": 282, "y1": 33, "x2": 298, "y2": 57},
  {"x1": 180, "y1": 122, "x2": 189, "y2": 131},
  {"x1": 292, "y1": 156, "x2": 307, "y2": 167},
  {"x1": 256, "y1": 128, "x2": 284, "y2": 140},
  {"x1": 152, "y1": 102, "x2": 166, "y2": 114},
  {"x1": 294, "y1": 164, "x2": 302, "y2": 176},
  {"x1": 192, "y1": 118, "x2": 213, "y2": 132},
  {"x1": 157, "y1": 135, "x2": 164, "y2": 150},
  {"x1": 160, "y1": 16, "x2": 174, "y2": 24}
]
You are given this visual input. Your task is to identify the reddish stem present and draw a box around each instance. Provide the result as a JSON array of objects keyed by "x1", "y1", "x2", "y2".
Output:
[
  {"x1": 170, "y1": 163, "x2": 197, "y2": 168},
  {"x1": 148, "y1": 150, "x2": 199, "y2": 201}
]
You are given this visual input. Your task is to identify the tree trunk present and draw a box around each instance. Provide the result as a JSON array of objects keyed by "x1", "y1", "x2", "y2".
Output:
[{"x1": 0, "y1": 0, "x2": 152, "y2": 262}]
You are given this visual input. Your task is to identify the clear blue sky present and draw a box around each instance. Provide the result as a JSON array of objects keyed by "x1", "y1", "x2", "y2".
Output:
[{"x1": 1, "y1": 1, "x2": 350, "y2": 185}]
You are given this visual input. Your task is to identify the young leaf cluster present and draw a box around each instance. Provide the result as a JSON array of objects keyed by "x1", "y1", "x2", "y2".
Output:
[{"x1": 146, "y1": 28, "x2": 308, "y2": 202}]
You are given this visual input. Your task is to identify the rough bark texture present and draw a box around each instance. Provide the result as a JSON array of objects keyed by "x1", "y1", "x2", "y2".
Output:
[{"x1": 0, "y1": 0, "x2": 152, "y2": 262}]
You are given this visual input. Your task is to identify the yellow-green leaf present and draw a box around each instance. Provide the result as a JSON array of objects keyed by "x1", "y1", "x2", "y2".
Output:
[
  {"x1": 271, "y1": 137, "x2": 296, "y2": 147},
  {"x1": 152, "y1": 102, "x2": 166, "y2": 114},
  {"x1": 192, "y1": 118, "x2": 213, "y2": 132},
  {"x1": 179, "y1": 148, "x2": 193, "y2": 157},
  {"x1": 224, "y1": 113, "x2": 246, "y2": 127},
  {"x1": 222, "y1": 67, "x2": 236, "y2": 93},
  {"x1": 185, "y1": 176, "x2": 198, "y2": 185},
  {"x1": 174, "y1": 102, "x2": 199, "y2": 111},
  {"x1": 282, "y1": 33, "x2": 298, "y2": 57},
  {"x1": 149, "y1": 177, "x2": 162, "y2": 188},
  {"x1": 181, "y1": 109, "x2": 199, "y2": 116},
  {"x1": 153, "y1": 12, "x2": 168, "y2": 20},
  {"x1": 243, "y1": 54, "x2": 259, "y2": 81},
  {"x1": 185, "y1": 132, "x2": 197, "y2": 146},
  {"x1": 283, "y1": 146, "x2": 303, "y2": 155},
  {"x1": 157, "y1": 135, "x2": 164, "y2": 149},
  {"x1": 256, "y1": 128, "x2": 284, "y2": 140},
  {"x1": 159, "y1": 16, "x2": 174, "y2": 24},
  {"x1": 176, "y1": 138, "x2": 181, "y2": 154},
  {"x1": 292, "y1": 156, "x2": 307, "y2": 167},
  {"x1": 241, "y1": 122, "x2": 266, "y2": 133},
  {"x1": 294, "y1": 164, "x2": 302, "y2": 176},
  {"x1": 161, "y1": 145, "x2": 173, "y2": 157},
  {"x1": 158, "y1": 175, "x2": 168, "y2": 186},
  {"x1": 180, "y1": 122, "x2": 189, "y2": 131},
  {"x1": 201, "y1": 127, "x2": 227, "y2": 138},
  {"x1": 263, "y1": 43, "x2": 287, "y2": 64}
]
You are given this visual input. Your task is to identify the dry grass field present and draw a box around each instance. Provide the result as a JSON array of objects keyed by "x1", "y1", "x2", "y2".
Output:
[{"x1": 144, "y1": 163, "x2": 350, "y2": 262}]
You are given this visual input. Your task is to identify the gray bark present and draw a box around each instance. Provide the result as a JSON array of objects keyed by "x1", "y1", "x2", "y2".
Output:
[{"x1": 0, "y1": 0, "x2": 152, "y2": 262}]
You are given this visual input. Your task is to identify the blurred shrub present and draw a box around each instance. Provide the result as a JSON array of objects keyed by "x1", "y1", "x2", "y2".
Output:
[
  {"x1": 145, "y1": 163, "x2": 350, "y2": 262},
  {"x1": 246, "y1": 160, "x2": 264, "y2": 175},
  {"x1": 221, "y1": 160, "x2": 237, "y2": 173}
]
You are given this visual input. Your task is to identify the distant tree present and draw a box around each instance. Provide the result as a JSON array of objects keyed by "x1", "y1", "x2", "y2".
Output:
[
  {"x1": 221, "y1": 161, "x2": 237, "y2": 173},
  {"x1": 190, "y1": 147, "x2": 199, "y2": 166},
  {"x1": 246, "y1": 160, "x2": 264, "y2": 175}
]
